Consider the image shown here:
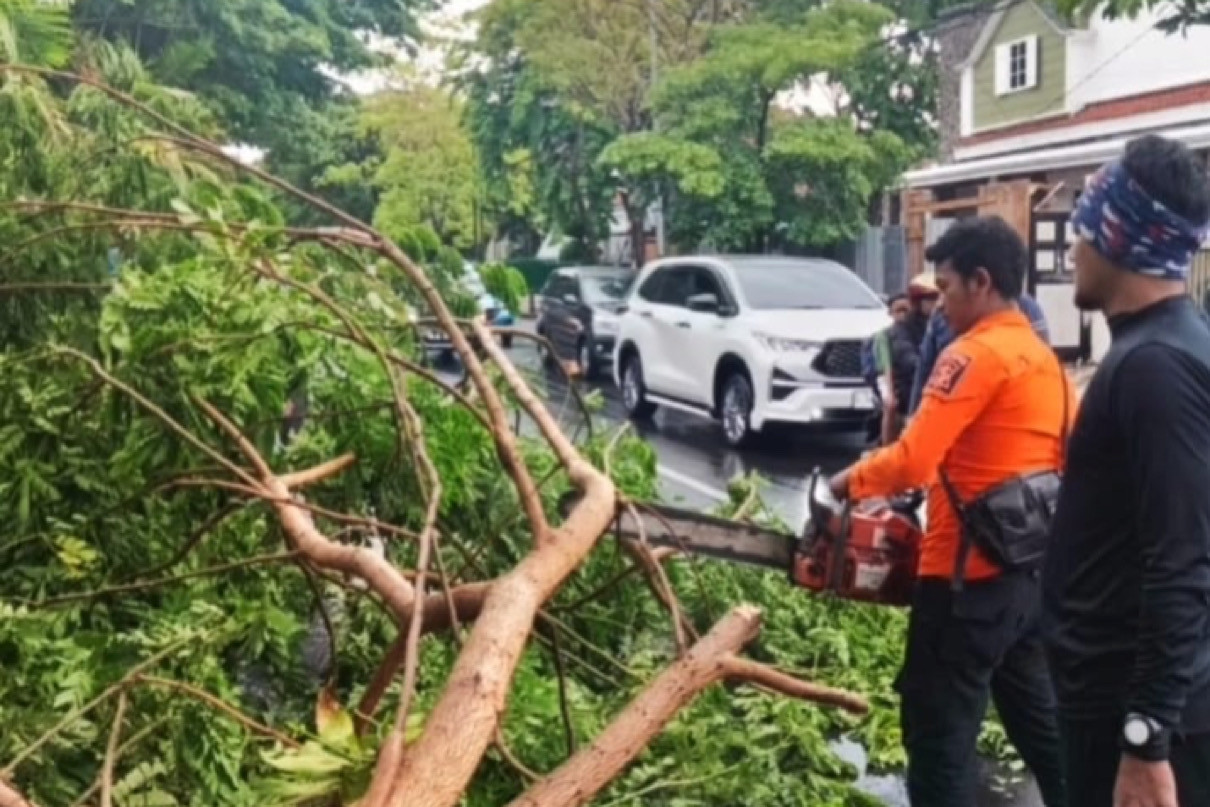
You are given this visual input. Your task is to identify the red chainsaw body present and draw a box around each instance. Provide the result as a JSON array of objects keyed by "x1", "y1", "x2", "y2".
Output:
[{"x1": 791, "y1": 498, "x2": 922, "y2": 606}]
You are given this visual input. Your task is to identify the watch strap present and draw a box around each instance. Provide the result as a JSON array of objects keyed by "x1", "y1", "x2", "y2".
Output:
[{"x1": 1121, "y1": 713, "x2": 1172, "y2": 762}]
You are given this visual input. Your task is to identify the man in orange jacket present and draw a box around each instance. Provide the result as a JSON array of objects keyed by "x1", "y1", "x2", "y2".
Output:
[{"x1": 830, "y1": 217, "x2": 1072, "y2": 807}]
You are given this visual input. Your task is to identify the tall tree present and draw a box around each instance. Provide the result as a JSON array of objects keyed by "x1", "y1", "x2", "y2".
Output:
[
  {"x1": 71, "y1": 0, "x2": 439, "y2": 146},
  {"x1": 648, "y1": 0, "x2": 909, "y2": 251},
  {"x1": 460, "y1": 0, "x2": 716, "y2": 261},
  {"x1": 363, "y1": 77, "x2": 482, "y2": 249}
]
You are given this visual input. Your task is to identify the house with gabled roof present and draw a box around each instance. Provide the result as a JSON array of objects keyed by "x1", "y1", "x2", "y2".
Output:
[{"x1": 901, "y1": 0, "x2": 1210, "y2": 361}]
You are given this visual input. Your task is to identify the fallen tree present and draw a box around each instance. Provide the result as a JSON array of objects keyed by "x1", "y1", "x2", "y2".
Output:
[{"x1": 0, "y1": 60, "x2": 874, "y2": 807}]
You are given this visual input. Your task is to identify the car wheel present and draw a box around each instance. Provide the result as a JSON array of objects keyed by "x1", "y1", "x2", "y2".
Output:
[
  {"x1": 720, "y1": 372, "x2": 755, "y2": 448},
  {"x1": 621, "y1": 353, "x2": 657, "y2": 420},
  {"x1": 578, "y1": 338, "x2": 598, "y2": 380}
]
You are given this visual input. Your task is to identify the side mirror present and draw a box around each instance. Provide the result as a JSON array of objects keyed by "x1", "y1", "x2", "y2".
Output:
[{"x1": 686, "y1": 293, "x2": 720, "y2": 313}]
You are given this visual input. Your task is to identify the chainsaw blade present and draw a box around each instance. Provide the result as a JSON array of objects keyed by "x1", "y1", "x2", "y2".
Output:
[{"x1": 560, "y1": 494, "x2": 796, "y2": 572}]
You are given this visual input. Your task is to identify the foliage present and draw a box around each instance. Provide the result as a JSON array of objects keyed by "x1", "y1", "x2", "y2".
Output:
[
  {"x1": 765, "y1": 122, "x2": 910, "y2": 247},
  {"x1": 363, "y1": 77, "x2": 482, "y2": 250},
  {"x1": 265, "y1": 98, "x2": 381, "y2": 226},
  {"x1": 598, "y1": 132, "x2": 726, "y2": 224},
  {"x1": 478, "y1": 262, "x2": 529, "y2": 318},
  {"x1": 71, "y1": 0, "x2": 438, "y2": 147},
  {"x1": 649, "y1": 1, "x2": 909, "y2": 251},
  {"x1": 0, "y1": 9, "x2": 1008, "y2": 807},
  {"x1": 462, "y1": 0, "x2": 915, "y2": 257},
  {"x1": 1056, "y1": 0, "x2": 1210, "y2": 32},
  {"x1": 0, "y1": 0, "x2": 73, "y2": 67}
]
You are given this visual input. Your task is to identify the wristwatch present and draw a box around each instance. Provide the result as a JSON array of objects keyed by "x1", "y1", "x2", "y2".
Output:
[{"x1": 1122, "y1": 712, "x2": 1171, "y2": 761}]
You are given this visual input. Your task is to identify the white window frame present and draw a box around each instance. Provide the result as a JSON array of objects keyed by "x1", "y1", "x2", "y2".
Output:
[{"x1": 994, "y1": 35, "x2": 1039, "y2": 96}]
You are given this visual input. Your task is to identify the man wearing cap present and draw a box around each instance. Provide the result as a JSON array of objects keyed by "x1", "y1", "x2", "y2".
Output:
[
  {"x1": 1044, "y1": 135, "x2": 1210, "y2": 806},
  {"x1": 872, "y1": 273, "x2": 938, "y2": 444}
]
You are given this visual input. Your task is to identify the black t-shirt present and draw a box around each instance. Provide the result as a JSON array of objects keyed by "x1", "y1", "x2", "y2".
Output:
[{"x1": 1043, "y1": 296, "x2": 1210, "y2": 731}]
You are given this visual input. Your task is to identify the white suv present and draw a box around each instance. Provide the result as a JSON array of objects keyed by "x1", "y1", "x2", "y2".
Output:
[{"x1": 613, "y1": 255, "x2": 890, "y2": 447}]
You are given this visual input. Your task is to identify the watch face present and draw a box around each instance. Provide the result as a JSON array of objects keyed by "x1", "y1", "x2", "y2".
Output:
[{"x1": 1124, "y1": 718, "x2": 1151, "y2": 746}]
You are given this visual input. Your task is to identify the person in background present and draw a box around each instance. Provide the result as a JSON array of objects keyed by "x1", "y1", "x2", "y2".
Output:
[
  {"x1": 829, "y1": 216, "x2": 1069, "y2": 807},
  {"x1": 1043, "y1": 134, "x2": 1210, "y2": 807},
  {"x1": 873, "y1": 276, "x2": 938, "y2": 444},
  {"x1": 862, "y1": 294, "x2": 909, "y2": 444},
  {"x1": 909, "y1": 279, "x2": 1050, "y2": 416}
]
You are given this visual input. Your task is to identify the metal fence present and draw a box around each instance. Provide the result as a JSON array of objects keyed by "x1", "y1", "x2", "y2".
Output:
[{"x1": 836, "y1": 225, "x2": 906, "y2": 297}]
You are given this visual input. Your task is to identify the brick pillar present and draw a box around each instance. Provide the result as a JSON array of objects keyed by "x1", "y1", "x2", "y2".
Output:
[{"x1": 902, "y1": 188, "x2": 932, "y2": 281}]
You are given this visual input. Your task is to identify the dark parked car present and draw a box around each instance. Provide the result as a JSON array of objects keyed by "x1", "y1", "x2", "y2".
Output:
[{"x1": 536, "y1": 266, "x2": 634, "y2": 379}]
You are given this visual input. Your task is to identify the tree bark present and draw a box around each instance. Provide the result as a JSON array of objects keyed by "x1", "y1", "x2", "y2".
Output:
[
  {"x1": 355, "y1": 582, "x2": 492, "y2": 732},
  {"x1": 506, "y1": 606, "x2": 762, "y2": 807},
  {"x1": 383, "y1": 472, "x2": 617, "y2": 807},
  {"x1": 506, "y1": 610, "x2": 870, "y2": 807},
  {"x1": 0, "y1": 781, "x2": 35, "y2": 807}
]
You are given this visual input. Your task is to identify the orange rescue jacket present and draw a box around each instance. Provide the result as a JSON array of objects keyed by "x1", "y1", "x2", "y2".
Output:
[{"x1": 850, "y1": 308, "x2": 1076, "y2": 582}]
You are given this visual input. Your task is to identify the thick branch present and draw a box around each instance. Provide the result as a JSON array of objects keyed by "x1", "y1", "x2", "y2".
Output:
[
  {"x1": 0, "y1": 782, "x2": 35, "y2": 807},
  {"x1": 355, "y1": 583, "x2": 492, "y2": 732},
  {"x1": 506, "y1": 606, "x2": 763, "y2": 807},
  {"x1": 382, "y1": 472, "x2": 616, "y2": 807},
  {"x1": 194, "y1": 399, "x2": 416, "y2": 620},
  {"x1": 278, "y1": 453, "x2": 357, "y2": 489},
  {"x1": 264, "y1": 476, "x2": 415, "y2": 621}
]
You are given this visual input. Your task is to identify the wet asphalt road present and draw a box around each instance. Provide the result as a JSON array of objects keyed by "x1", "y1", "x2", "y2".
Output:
[
  {"x1": 488, "y1": 333, "x2": 1045, "y2": 807},
  {"x1": 512, "y1": 336, "x2": 871, "y2": 526}
]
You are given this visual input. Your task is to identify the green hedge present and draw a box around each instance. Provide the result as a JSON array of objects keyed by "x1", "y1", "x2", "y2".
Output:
[{"x1": 507, "y1": 257, "x2": 566, "y2": 294}]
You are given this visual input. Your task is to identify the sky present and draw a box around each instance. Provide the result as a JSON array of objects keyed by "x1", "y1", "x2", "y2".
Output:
[{"x1": 337, "y1": 0, "x2": 488, "y2": 94}]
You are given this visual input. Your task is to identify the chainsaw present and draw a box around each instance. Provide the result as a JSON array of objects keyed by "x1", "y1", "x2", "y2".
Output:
[{"x1": 566, "y1": 470, "x2": 925, "y2": 607}]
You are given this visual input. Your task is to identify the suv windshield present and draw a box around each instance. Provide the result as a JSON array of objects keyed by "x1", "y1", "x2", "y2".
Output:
[
  {"x1": 581, "y1": 272, "x2": 633, "y2": 305},
  {"x1": 729, "y1": 258, "x2": 880, "y2": 310}
]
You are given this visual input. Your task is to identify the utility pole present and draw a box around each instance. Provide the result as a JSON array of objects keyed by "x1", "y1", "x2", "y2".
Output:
[{"x1": 646, "y1": 0, "x2": 667, "y2": 259}]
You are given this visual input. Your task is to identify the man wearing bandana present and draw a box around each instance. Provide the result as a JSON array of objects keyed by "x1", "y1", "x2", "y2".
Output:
[{"x1": 1044, "y1": 135, "x2": 1210, "y2": 807}]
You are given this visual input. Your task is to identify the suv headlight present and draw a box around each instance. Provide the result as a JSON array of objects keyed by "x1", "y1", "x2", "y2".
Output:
[
  {"x1": 754, "y1": 332, "x2": 821, "y2": 352},
  {"x1": 594, "y1": 312, "x2": 620, "y2": 335}
]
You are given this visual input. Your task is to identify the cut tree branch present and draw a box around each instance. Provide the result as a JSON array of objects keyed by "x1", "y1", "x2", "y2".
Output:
[
  {"x1": 720, "y1": 658, "x2": 869, "y2": 714},
  {"x1": 507, "y1": 607, "x2": 868, "y2": 807},
  {"x1": 279, "y1": 453, "x2": 357, "y2": 489},
  {"x1": 506, "y1": 606, "x2": 763, "y2": 807},
  {"x1": 193, "y1": 399, "x2": 417, "y2": 621}
]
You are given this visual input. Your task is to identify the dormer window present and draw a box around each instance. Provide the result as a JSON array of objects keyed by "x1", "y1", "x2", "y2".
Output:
[{"x1": 995, "y1": 35, "x2": 1039, "y2": 95}]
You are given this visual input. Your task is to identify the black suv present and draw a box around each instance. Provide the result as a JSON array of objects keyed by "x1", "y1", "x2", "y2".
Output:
[{"x1": 536, "y1": 266, "x2": 634, "y2": 379}]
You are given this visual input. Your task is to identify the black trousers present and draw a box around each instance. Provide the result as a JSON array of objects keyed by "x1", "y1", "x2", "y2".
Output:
[
  {"x1": 1060, "y1": 717, "x2": 1210, "y2": 806},
  {"x1": 896, "y1": 574, "x2": 1066, "y2": 807}
]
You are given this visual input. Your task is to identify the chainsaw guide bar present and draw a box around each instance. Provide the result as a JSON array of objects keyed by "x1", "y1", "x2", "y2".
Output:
[{"x1": 559, "y1": 494, "x2": 795, "y2": 572}]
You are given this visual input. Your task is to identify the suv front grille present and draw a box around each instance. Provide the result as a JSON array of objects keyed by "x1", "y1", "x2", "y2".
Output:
[{"x1": 812, "y1": 339, "x2": 864, "y2": 379}]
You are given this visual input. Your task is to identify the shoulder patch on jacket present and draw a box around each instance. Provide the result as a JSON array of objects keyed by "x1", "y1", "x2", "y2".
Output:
[{"x1": 926, "y1": 351, "x2": 973, "y2": 397}]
